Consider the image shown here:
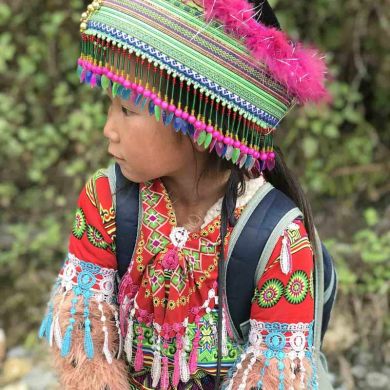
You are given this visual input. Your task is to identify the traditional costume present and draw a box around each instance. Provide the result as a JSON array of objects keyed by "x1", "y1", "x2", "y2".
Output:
[{"x1": 39, "y1": 1, "x2": 334, "y2": 389}]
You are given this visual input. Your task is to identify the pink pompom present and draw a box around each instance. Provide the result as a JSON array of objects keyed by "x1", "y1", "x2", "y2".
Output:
[
  {"x1": 234, "y1": 140, "x2": 241, "y2": 148},
  {"x1": 212, "y1": 131, "x2": 220, "y2": 139},
  {"x1": 154, "y1": 97, "x2": 162, "y2": 106},
  {"x1": 202, "y1": 0, "x2": 330, "y2": 104},
  {"x1": 194, "y1": 120, "x2": 202, "y2": 129},
  {"x1": 175, "y1": 108, "x2": 183, "y2": 117},
  {"x1": 254, "y1": 151, "x2": 260, "y2": 159},
  {"x1": 161, "y1": 101, "x2": 169, "y2": 110},
  {"x1": 107, "y1": 71, "x2": 113, "y2": 79},
  {"x1": 119, "y1": 76, "x2": 125, "y2": 84},
  {"x1": 168, "y1": 104, "x2": 176, "y2": 112},
  {"x1": 137, "y1": 85, "x2": 144, "y2": 94},
  {"x1": 260, "y1": 151, "x2": 268, "y2": 161},
  {"x1": 240, "y1": 145, "x2": 247, "y2": 152},
  {"x1": 206, "y1": 125, "x2": 214, "y2": 133},
  {"x1": 181, "y1": 111, "x2": 189, "y2": 120},
  {"x1": 160, "y1": 357, "x2": 169, "y2": 390},
  {"x1": 134, "y1": 344, "x2": 144, "y2": 371},
  {"x1": 188, "y1": 115, "x2": 196, "y2": 124},
  {"x1": 269, "y1": 151, "x2": 275, "y2": 159},
  {"x1": 113, "y1": 74, "x2": 119, "y2": 82},
  {"x1": 143, "y1": 89, "x2": 151, "y2": 97}
]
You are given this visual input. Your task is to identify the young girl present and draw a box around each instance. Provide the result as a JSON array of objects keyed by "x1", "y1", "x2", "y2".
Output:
[{"x1": 39, "y1": 0, "x2": 334, "y2": 389}]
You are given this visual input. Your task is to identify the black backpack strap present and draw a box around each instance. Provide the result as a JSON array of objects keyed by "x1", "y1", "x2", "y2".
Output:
[
  {"x1": 111, "y1": 163, "x2": 140, "y2": 278},
  {"x1": 321, "y1": 243, "x2": 338, "y2": 341},
  {"x1": 225, "y1": 182, "x2": 303, "y2": 343}
]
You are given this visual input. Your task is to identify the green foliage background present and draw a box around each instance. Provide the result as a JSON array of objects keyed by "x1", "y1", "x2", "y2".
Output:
[{"x1": 0, "y1": 0, "x2": 389, "y2": 381}]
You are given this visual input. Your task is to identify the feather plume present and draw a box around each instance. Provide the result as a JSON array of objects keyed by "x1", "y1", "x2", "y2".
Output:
[{"x1": 203, "y1": 0, "x2": 331, "y2": 104}]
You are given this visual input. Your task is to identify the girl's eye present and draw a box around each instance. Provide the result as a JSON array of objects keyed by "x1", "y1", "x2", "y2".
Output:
[{"x1": 121, "y1": 106, "x2": 134, "y2": 117}]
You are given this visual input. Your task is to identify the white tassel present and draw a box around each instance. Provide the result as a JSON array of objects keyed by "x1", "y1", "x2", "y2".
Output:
[
  {"x1": 113, "y1": 309, "x2": 123, "y2": 359},
  {"x1": 53, "y1": 314, "x2": 63, "y2": 350},
  {"x1": 98, "y1": 303, "x2": 113, "y2": 364},
  {"x1": 124, "y1": 320, "x2": 134, "y2": 363},
  {"x1": 179, "y1": 349, "x2": 190, "y2": 383},
  {"x1": 151, "y1": 350, "x2": 162, "y2": 387},
  {"x1": 124, "y1": 308, "x2": 135, "y2": 363},
  {"x1": 280, "y1": 231, "x2": 292, "y2": 275},
  {"x1": 222, "y1": 310, "x2": 229, "y2": 357}
]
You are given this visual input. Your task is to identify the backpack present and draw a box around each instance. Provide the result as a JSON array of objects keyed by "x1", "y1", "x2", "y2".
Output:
[{"x1": 107, "y1": 163, "x2": 337, "y2": 389}]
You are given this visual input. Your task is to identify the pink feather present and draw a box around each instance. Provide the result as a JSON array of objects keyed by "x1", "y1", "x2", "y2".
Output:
[{"x1": 203, "y1": 0, "x2": 331, "y2": 104}]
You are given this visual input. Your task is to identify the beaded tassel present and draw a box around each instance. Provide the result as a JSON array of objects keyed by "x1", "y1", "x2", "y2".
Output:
[
  {"x1": 189, "y1": 314, "x2": 201, "y2": 374},
  {"x1": 160, "y1": 355, "x2": 169, "y2": 390},
  {"x1": 83, "y1": 295, "x2": 94, "y2": 359},
  {"x1": 124, "y1": 308, "x2": 135, "y2": 364},
  {"x1": 134, "y1": 324, "x2": 145, "y2": 371},
  {"x1": 98, "y1": 302, "x2": 113, "y2": 364},
  {"x1": 39, "y1": 303, "x2": 54, "y2": 342},
  {"x1": 61, "y1": 296, "x2": 78, "y2": 357},
  {"x1": 113, "y1": 309, "x2": 123, "y2": 359},
  {"x1": 151, "y1": 334, "x2": 162, "y2": 388},
  {"x1": 172, "y1": 333, "x2": 182, "y2": 387}
]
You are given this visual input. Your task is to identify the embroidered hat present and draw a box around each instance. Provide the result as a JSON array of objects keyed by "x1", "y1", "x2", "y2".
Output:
[{"x1": 77, "y1": 0, "x2": 330, "y2": 172}]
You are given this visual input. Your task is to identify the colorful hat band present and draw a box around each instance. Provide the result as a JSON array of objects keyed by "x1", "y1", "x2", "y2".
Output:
[{"x1": 77, "y1": 0, "x2": 329, "y2": 172}]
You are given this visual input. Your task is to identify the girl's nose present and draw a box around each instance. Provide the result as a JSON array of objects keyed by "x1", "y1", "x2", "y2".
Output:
[{"x1": 103, "y1": 118, "x2": 120, "y2": 143}]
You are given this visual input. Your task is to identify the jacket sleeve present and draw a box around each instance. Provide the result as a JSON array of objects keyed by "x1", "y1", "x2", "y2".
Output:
[
  {"x1": 39, "y1": 169, "x2": 129, "y2": 390},
  {"x1": 223, "y1": 219, "x2": 318, "y2": 390}
]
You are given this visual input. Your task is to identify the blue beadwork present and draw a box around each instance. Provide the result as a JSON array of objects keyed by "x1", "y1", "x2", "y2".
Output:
[{"x1": 40, "y1": 255, "x2": 117, "y2": 361}]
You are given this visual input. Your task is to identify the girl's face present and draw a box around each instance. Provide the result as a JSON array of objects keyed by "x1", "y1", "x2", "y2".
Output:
[{"x1": 104, "y1": 91, "x2": 197, "y2": 183}]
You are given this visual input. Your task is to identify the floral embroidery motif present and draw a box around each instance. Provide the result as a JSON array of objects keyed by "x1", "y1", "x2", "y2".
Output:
[
  {"x1": 86, "y1": 224, "x2": 109, "y2": 249},
  {"x1": 72, "y1": 207, "x2": 87, "y2": 239},
  {"x1": 253, "y1": 278, "x2": 284, "y2": 308},
  {"x1": 285, "y1": 270, "x2": 309, "y2": 304}
]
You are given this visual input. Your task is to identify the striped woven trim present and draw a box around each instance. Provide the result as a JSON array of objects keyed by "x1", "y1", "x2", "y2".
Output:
[{"x1": 86, "y1": 0, "x2": 292, "y2": 123}]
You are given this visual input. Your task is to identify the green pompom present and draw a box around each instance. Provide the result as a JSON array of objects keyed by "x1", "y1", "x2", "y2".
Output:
[
  {"x1": 197, "y1": 131, "x2": 207, "y2": 146},
  {"x1": 203, "y1": 132, "x2": 213, "y2": 148},
  {"x1": 232, "y1": 148, "x2": 241, "y2": 164},
  {"x1": 154, "y1": 105, "x2": 161, "y2": 122},
  {"x1": 101, "y1": 75, "x2": 110, "y2": 90}
]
